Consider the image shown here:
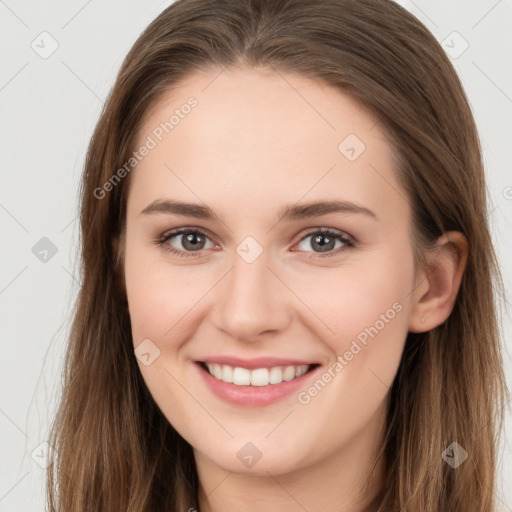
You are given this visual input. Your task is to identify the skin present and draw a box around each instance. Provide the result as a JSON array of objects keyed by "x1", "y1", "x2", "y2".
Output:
[{"x1": 121, "y1": 66, "x2": 468, "y2": 512}]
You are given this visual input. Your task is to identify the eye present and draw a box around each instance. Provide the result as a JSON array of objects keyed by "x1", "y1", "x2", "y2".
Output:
[
  {"x1": 294, "y1": 228, "x2": 355, "y2": 258},
  {"x1": 155, "y1": 226, "x2": 355, "y2": 259},
  {"x1": 156, "y1": 228, "x2": 217, "y2": 258}
]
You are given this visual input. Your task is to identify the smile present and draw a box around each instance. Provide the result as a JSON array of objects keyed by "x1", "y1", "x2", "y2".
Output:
[
  {"x1": 194, "y1": 357, "x2": 322, "y2": 407},
  {"x1": 202, "y1": 362, "x2": 313, "y2": 386}
]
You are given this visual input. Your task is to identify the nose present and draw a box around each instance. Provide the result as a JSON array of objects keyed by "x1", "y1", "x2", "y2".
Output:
[{"x1": 210, "y1": 250, "x2": 292, "y2": 343}]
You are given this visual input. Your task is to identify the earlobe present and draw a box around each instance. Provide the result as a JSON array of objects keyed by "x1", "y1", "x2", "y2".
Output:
[{"x1": 409, "y1": 231, "x2": 468, "y2": 333}]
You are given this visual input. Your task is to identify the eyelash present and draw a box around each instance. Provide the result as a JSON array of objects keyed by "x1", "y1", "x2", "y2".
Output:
[{"x1": 154, "y1": 227, "x2": 356, "y2": 259}]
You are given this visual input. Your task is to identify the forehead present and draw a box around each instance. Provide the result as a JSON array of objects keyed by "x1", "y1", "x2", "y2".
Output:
[{"x1": 128, "y1": 66, "x2": 406, "y2": 224}]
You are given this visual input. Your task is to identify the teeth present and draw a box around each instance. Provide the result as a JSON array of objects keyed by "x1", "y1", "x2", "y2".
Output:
[
  {"x1": 205, "y1": 363, "x2": 311, "y2": 386},
  {"x1": 233, "y1": 367, "x2": 251, "y2": 385},
  {"x1": 251, "y1": 368, "x2": 268, "y2": 386}
]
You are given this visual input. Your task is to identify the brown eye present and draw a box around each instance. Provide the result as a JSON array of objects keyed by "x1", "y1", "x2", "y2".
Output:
[{"x1": 179, "y1": 231, "x2": 207, "y2": 251}]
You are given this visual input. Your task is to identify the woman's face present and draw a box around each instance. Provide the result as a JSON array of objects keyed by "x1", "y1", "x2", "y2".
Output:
[{"x1": 123, "y1": 66, "x2": 418, "y2": 477}]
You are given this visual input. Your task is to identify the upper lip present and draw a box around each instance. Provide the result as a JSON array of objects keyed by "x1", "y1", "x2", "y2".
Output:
[{"x1": 196, "y1": 356, "x2": 319, "y2": 370}]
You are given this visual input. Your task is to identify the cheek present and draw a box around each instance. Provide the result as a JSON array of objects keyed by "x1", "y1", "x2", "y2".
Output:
[
  {"x1": 286, "y1": 250, "x2": 413, "y2": 444},
  {"x1": 126, "y1": 273, "x2": 197, "y2": 341},
  {"x1": 297, "y1": 247, "x2": 414, "y2": 375},
  {"x1": 123, "y1": 247, "x2": 211, "y2": 432},
  {"x1": 126, "y1": 235, "x2": 415, "y2": 350},
  {"x1": 124, "y1": 240, "x2": 209, "y2": 342},
  {"x1": 122, "y1": 226, "x2": 415, "y2": 470}
]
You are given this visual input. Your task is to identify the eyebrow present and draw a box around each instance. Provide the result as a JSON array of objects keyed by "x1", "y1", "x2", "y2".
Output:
[{"x1": 140, "y1": 198, "x2": 377, "y2": 221}]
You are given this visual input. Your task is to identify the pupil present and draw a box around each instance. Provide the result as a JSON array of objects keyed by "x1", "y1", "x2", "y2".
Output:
[
  {"x1": 183, "y1": 232, "x2": 204, "y2": 251},
  {"x1": 313, "y1": 234, "x2": 334, "y2": 252}
]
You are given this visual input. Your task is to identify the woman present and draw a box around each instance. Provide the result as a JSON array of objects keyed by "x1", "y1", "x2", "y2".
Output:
[{"x1": 47, "y1": 0, "x2": 509, "y2": 510}]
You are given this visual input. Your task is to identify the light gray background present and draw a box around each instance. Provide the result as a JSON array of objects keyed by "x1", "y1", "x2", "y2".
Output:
[{"x1": 1, "y1": 0, "x2": 511, "y2": 510}]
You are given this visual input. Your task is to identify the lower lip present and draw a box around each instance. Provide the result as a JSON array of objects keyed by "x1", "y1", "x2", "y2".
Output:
[{"x1": 194, "y1": 362, "x2": 321, "y2": 407}]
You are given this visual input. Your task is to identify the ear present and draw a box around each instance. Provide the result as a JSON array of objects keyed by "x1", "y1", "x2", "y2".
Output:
[{"x1": 409, "y1": 231, "x2": 468, "y2": 333}]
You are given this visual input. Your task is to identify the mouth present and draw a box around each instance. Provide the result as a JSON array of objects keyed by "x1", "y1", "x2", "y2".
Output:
[{"x1": 196, "y1": 361, "x2": 321, "y2": 387}]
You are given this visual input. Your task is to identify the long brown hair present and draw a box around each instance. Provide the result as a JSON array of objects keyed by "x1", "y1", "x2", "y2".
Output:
[{"x1": 47, "y1": 0, "x2": 509, "y2": 510}]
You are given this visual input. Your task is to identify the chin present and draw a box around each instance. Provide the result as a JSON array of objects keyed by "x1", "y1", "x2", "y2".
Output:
[{"x1": 194, "y1": 443, "x2": 311, "y2": 477}]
